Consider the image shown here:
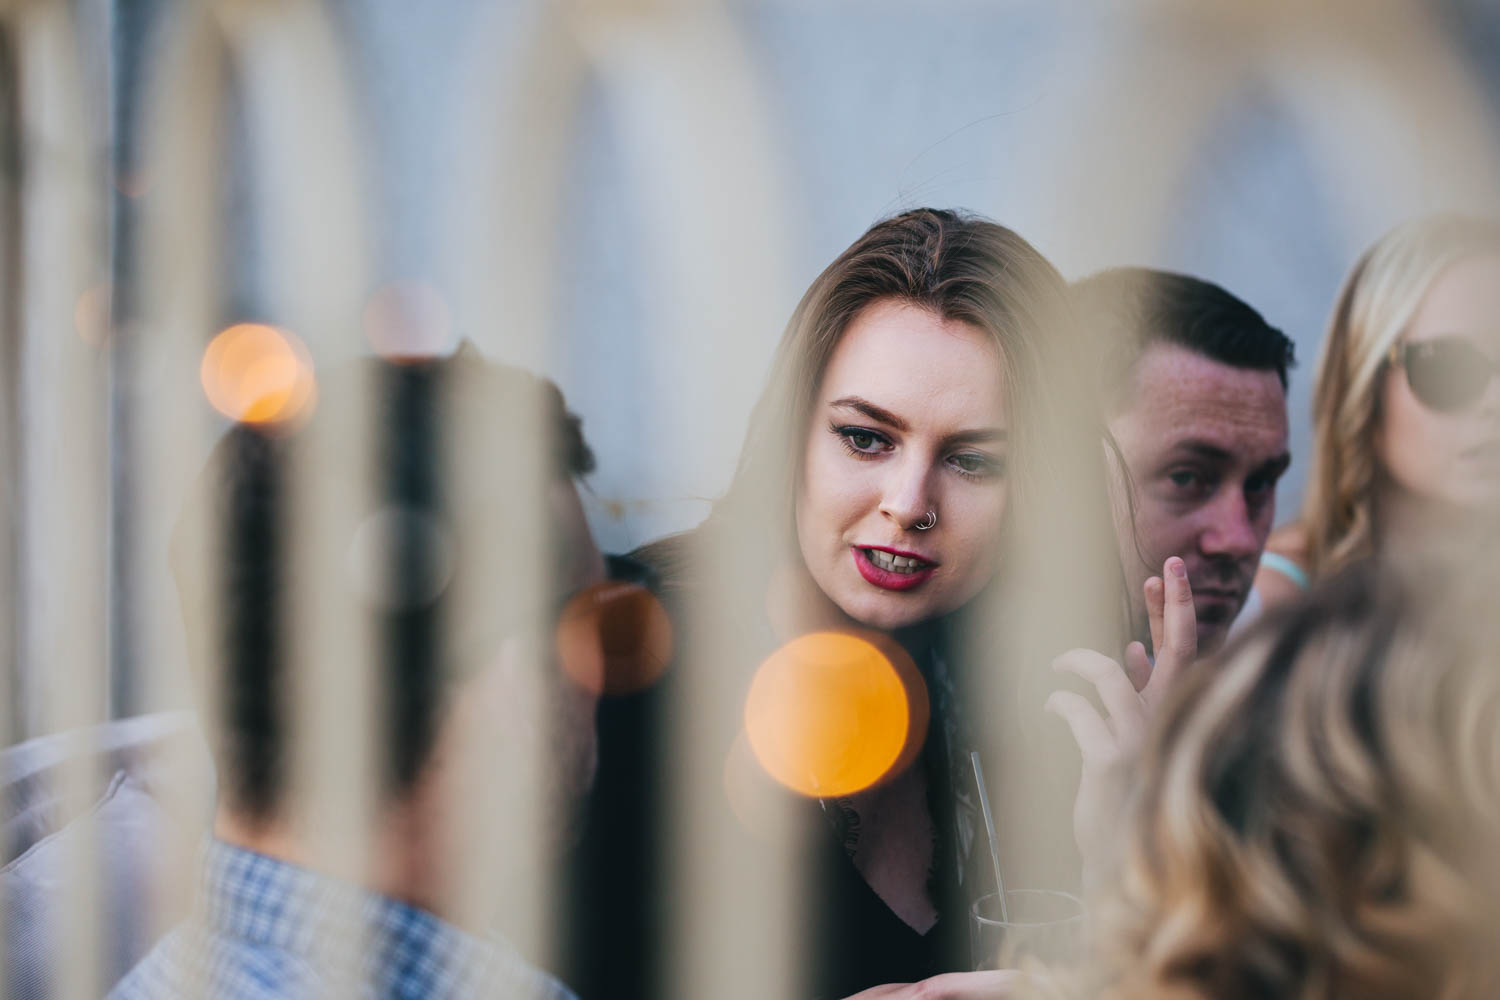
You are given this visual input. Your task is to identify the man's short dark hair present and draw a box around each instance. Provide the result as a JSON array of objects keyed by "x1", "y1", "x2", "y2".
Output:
[
  {"x1": 171, "y1": 348, "x2": 594, "y2": 821},
  {"x1": 1073, "y1": 268, "x2": 1295, "y2": 405}
]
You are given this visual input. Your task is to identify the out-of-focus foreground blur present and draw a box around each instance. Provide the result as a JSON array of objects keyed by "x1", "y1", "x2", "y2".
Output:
[{"x1": 3, "y1": 1, "x2": 1500, "y2": 998}]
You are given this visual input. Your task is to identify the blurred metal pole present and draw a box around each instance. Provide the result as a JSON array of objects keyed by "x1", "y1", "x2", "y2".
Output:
[
  {"x1": 456, "y1": 0, "x2": 800, "y2": 991},
  {"x1": 0, "y1": 19, "x2": 22, "y2": 752},
  {"x1": 0, "y1": 15, "x2": 22, "y2": 998},
  {"x1": 225, "y1": 3, "x2": 376, "y2": 997},
  {"x1": 135, "y1": 0, "x2": 376, "y2": 995},
  {"x1": 11, "y1": 0, "x2": 112, "y2": 995},
  {"x1": 130, "y1": 3, "x2": 231, "y2": 984}
]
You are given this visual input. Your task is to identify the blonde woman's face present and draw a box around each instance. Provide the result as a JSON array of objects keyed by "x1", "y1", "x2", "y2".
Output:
[
  {"x1": 1377, "y1": 255, "x2": 1500, "y2": 509},
  {"x1": 795, "y1": 299, "x2": 1010, "y2": 631}
]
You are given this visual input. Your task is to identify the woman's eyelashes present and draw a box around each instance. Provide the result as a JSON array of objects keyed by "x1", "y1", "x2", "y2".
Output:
[
  {"x1": 832, "y1": 423, "x2": 892, "y2": 457},
  {"x1": 947, "y1": 452, "x2": 1005, "y2": 482},
  {"x1": 829, "y1": 424, "x2": 1004, "y2": 481}
]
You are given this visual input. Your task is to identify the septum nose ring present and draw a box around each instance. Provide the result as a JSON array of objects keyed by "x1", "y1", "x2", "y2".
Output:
[{"x1": 913, "y1": 510, "x2": 937, "y2": 531}]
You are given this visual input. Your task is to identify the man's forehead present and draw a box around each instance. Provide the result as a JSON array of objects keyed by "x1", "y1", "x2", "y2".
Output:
[{"x1": 1113, "y1": 342, "x2": 1288, "y2": 453}]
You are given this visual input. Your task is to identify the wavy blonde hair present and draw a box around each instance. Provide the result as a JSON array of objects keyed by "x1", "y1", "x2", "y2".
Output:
[
  {"x1": 1303, "y1": 216, "x2": 1500, "y2": 577},
  {"x1": 1083, "y1": 566, "x2": 1500, "y2": 1000}
]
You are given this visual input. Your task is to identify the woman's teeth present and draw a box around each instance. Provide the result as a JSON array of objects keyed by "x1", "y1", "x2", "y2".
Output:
[{"x1": 865, "y1": 549, "x2": 926, "y2": 573}]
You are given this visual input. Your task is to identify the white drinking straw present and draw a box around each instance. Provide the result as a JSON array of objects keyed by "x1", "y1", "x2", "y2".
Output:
[{"x1": 970, "y1": 751, "x2": 1010, "y2": 923}]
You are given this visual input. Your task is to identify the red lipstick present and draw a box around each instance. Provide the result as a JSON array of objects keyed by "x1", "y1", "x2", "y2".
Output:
[{"x1": 852, "y1": 545, "x2": 938, "y2": 592}]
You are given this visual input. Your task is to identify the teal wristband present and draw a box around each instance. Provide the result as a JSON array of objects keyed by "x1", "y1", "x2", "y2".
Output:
[{"x1": 1259, "y1": 551, "x2": 1310, "y2": 591}]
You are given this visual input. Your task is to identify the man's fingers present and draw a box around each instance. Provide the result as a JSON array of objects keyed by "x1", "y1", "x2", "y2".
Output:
[
  {"x1": 900, "y1": 970, "x2": 1025, "y2": 999},
  {"x1": 841, "y1": 971, "x2": 1024, "y2": 1000},
  {"x1": 1144, "y1": 575, "x2": 1165, "y2": 656},
  {"x1": 1123, "y1": 640, "x2": 1152, "y2": 691},
  {"x1": 1045, "y1": 690, "x2": 1116, "y2": 766},
  {"x1": 928, "y1": 970, "x2": 1025, "y2": 999},
  {"x1": 1146, "y1": 556, "x2": 1197, "y2": 704},
  {"x1": 842, "y1": 985, "x2": 910, "y2": 999},
  {"x1": 1051, "y1": 648, "x2": 1144, "y2": 737}
]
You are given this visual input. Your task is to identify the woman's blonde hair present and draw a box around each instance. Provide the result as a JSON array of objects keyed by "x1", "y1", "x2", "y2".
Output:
[
  {"x1": 1303, "y1": 215, "x2": 1500, "y2": 577},
  {"x1": 1086, "y1": 566, "x2": 1500, "y2": 1000}
]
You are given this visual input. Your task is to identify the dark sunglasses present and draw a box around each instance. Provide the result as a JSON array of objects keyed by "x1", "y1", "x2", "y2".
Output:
[{"x1": 1388, "y1": 335, "x2": 1500, "y2": 413}]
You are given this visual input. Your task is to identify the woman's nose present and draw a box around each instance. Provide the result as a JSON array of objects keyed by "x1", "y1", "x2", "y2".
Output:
[{"x1": 877, "y1": 458, "x2": 935, "y2": 531}]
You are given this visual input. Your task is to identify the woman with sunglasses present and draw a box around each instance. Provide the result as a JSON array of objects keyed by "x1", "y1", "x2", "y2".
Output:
[{"x1": 1254, "y1": 216, "x2": 1500, "y2": 608}]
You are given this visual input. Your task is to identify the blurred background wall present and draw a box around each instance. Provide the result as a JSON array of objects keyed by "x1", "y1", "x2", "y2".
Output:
[
  {"x1": 279, "y1": 0, "x2": 1500, "y2": 554},
  {"x1": 11, "y1": 0, "x2": 1500, "y2": 733}
]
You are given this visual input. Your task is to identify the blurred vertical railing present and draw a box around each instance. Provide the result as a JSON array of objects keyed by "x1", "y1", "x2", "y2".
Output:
[
  {"x1": 456, "y1": 1, "x2": 800, "y2": 995},
  {"x1": 133, "y1": 1, "x2": 377, "y2": 996},
  {"x1": 4, "y1": 0, "x2": 111, "y2": 995},
  {"x1": 0, "y1": 19, "x2": 20, "y2": 754},
  {"x1": 445, "y1": 4, "x2": 582, "y2": 974},
  {"x1": 1015, "y1": 0, "x2": 1500, "y2": 277},
  {"x1": 0, "y1": 15, "x2": 20, "y2": 1000},
  {"x1": 127, "y1": 4, "x2": 233, "y2": 972}
]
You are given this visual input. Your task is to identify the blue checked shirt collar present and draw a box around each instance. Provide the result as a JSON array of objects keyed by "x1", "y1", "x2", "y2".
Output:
[{"x1": 114, "y1": 838, "x2": 576, "y2": 1000}]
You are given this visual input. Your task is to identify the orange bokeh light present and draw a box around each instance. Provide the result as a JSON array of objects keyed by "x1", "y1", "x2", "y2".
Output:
[
  {"x1": 744, "y1": 631, "x2": 929, "y2": 798},
  {"x1": 555, "y1": 581, "x2": 674, "y2": 696},
  {"x1": 200, "y1": 323, "x2": 317, "y2": 426}
]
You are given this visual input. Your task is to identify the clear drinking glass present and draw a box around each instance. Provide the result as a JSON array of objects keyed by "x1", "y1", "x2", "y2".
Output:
[{"x1": 969, "y1": 889, "x2": 1085, "y2": 971}]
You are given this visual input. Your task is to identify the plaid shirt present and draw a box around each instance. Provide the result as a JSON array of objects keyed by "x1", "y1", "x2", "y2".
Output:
[{"x1": 109, "y1": 839, "x2": 577, "y2": 1000}]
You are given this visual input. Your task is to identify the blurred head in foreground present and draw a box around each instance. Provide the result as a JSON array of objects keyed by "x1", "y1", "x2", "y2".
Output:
[
  {"x1": 1073, "y1": 269, "x2": 1294, "y2": 653},
  {"x1": 169, "y1": 347, "x2": 604, "y2": 915},
  {"x1": 1087, "y1": 565, "x2": 1500, "y2": 1000},
  {"x1": 1299, "y1": 216, "x2": 1500, "y2": 580}
]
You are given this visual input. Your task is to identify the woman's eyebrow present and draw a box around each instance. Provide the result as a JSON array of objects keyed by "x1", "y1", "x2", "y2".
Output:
[
  {"x1": 829, "y1": 397, "x2": 1006, "y2": 446},
  {"x1": 943, "y1": 428, "x2": 1007, "y2": 447},
  {"x1": 829, "y1": 396, "x2": 908, "y2": 431}
]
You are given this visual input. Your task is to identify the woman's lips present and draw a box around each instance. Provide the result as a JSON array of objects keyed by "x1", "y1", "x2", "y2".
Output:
[{"x1": 852, "y1": 546, "x2": 938, "y2": 592}]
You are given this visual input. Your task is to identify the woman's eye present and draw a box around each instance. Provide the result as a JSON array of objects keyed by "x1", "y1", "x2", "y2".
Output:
[
  {"x1": 949, "y1": 453, "x2": 1002, "y2": 478},
  {"x1": 1168, "y1": 470, "x2": 1198, "y2": 488},
  {"x1": 834, "y1": 426, "x2": 889, "y2": 455}
]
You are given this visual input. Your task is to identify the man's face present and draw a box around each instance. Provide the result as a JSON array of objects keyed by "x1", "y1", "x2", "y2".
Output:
[{"x1": 1108, "y1": 342, "x2": 1290, "y2": 653}]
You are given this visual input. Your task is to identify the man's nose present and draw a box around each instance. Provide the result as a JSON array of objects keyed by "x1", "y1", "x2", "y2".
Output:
[
  {"x1": 1198, "y1": 489, "x2": 1263, "y2": 561},
  {"x1": 878, "y1": 456, "x2": 936, "y2": 532}
]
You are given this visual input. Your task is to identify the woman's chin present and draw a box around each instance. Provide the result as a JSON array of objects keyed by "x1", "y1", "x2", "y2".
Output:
[{"x1": 836, "y1": 591, "x2": 937, "y2": 633}]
